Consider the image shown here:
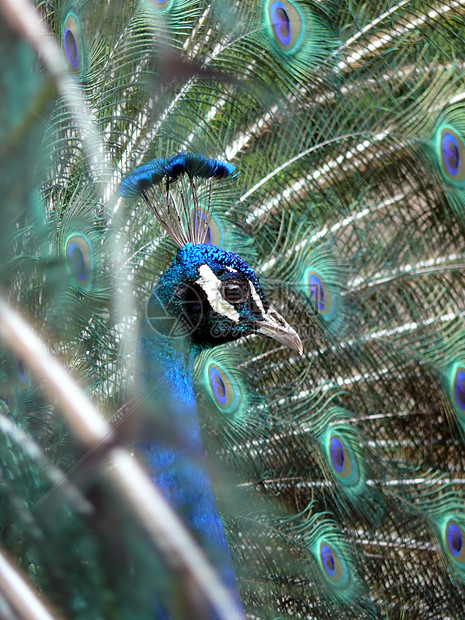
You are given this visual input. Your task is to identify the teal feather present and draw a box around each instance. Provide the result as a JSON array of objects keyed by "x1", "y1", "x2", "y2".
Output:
[
  {"x1": 431, "y1": 102, "x2": 465, "y2": 219},
  {"x1": 1, "y1": 0, "x2": 465, "y2": 618},
  {"x1": 195, "y1": 347, "x2": 267, "y2": 443}
]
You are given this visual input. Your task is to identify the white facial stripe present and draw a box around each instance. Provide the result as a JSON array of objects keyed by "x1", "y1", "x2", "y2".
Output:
[
  {"x1": 249, "y1": 282, "x2": 265, "y2": 316},
  {"x1": 197, "y1": 264, "x2": 240, "y2": 322},
  {"x1": 224, "y1": 266, "x2": 237, "y2": 273}
]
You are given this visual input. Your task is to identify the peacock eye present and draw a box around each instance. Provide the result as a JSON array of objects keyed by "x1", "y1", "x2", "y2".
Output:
[
  {"x1": 220, "y1": 280, "x2": 249, "y2": 304},
  {"x1": 62, "y1": 13, "x2": 82, "y2": 73}
]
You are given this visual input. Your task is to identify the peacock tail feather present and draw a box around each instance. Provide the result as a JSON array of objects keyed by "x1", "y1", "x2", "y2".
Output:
[{"x1": 0, "y1": 0, "x2": 465, "y2": 618}]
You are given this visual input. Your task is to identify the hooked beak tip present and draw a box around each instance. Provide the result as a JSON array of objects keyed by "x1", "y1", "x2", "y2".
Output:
[{"x1": 255, "y1": 306, "x2": 304, "y2": 356}]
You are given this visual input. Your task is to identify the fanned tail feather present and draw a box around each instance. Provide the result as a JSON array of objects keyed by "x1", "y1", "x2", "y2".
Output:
[{"x1": 0, "y1": 0, "x2": 465, "y2": 618}]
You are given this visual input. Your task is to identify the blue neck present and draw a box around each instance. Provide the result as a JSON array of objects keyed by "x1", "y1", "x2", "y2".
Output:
[{"x1": 137, "y1": 302, "x2": 244, "y2": 618}]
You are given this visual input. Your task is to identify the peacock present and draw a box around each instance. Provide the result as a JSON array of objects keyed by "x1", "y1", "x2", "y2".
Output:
[{"x1": 0, "y1": 0, "x2": 465, "y2": 618}]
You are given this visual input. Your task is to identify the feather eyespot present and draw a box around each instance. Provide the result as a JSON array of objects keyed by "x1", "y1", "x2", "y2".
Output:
[
  {"x1": 319, "y1": 542, "x2": 347, "y2": 587},
  {"x1": 443, "y1": 132, "x2": 460, "y2": 176},
  {"x1": 306, "y1": 270, "x2": 335, "y2": 319},
  {"x1": 447, "y1": 521, "x2": 464, "y2": 562},
  {"x1": 198, "y1": 350, "x2": 251, "y2": 428},
  {"x1": 453, "y1": 366, "x2": 465, "y2": 413},
  {"x1": 330, "y1": 436, "x2": 345, "y2": 473},
  {"x1": 208, "y1": 364, "x2": 237, "y2": 410},
  {"x1": 267, "y1": 0, "x2": 303, "y2": 52},
  {"x1": 17, "y1": 360, "x2": 28, "y2": 388},
  {"x1": 62, "y1": 13, "x2": 82, "y2": 73},
  {"x1": 328, "y1": 433, "x2": 359, "y2": 485},
  {"x1": 65, "y1": 234, "x2": 93, "y2": 288},
  {"x1": 271, "y1": 2, "x2": 291, "y2": 46},
  {"x1": 321, "y1": 544, "x2": 335, "y2": 576},
  {"x1": 438, "y1": 127, "x2": 465, "y2": 184},
  {"x1": 310, "y1": 274, "x2": 325, "y2": 311}
]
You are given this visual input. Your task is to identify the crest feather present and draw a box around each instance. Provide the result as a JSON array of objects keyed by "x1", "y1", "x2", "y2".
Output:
[{"x1": 119, "y1": 153, "x2": 237, "y2": 247}]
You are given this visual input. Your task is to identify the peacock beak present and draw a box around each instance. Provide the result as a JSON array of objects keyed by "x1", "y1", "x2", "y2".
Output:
[{"x1": 255, "y1": 306, "x2": 304, "y2": 356}]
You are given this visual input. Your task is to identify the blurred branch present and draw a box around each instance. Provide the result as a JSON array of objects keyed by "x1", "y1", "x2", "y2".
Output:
[
  {"x1": 0, "y1": 547, "x2": 58, "y2": 620},
  {"x1": 0, "y1": 298, "x2": 241, "y2": 620}
]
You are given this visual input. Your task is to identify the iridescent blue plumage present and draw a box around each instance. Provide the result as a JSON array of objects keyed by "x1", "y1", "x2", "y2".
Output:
[
  {"x1": 137, "y1": 314, "x2": 244, "y2": 617},
  {"x1": 119, "y1": 154, "x2": 237, "y2": 198},
  {"x1": 454, "y1": 367, "x2": 465, "y2": 411},
  {"x1": 136, "y1": 235, "x2": 300, "y2": 617},
  {"x1": 448, "y1": 521, "x2": 463, "y2": 559}
]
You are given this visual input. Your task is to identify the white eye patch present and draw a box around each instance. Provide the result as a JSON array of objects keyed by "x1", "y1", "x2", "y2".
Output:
[
  {"x1": 249, "y1": 282, "x2": 265, "y2": 316},
  {"x1": 196, "y1": 264, "x2": 240, "y2": 322}
]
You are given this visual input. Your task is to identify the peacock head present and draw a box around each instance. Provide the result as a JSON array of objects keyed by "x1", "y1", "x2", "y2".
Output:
[
  {"x1": 121, "y1": 153, "x2": 302, "y2": 354},
  {"x1": 146, "y1": 242, "x2": 303, "y2": 354}
]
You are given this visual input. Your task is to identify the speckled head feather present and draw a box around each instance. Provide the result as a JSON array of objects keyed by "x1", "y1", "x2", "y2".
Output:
[{"x1": 147, "y1": 243, "x2": 269, "y2": 348}]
